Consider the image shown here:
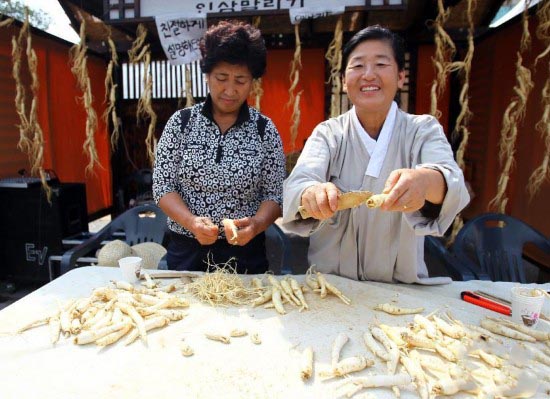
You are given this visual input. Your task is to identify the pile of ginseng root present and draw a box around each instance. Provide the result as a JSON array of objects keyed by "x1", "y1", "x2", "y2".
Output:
[
  {"x1": 185, "y1": 264, "x2": 351, "y2": 315},
  {"x1": 13, "y1": 278, "x2": 189, "y2": 347},
  {"x1": 10, "y1": 268, "x2": 550, "y2": 398},
  {"x1": 249, "y1": 267, "x2": 351, "y2": 315},
  {"x1": 8, "y1": 267, "x2": 352, "y2": 348},
  {"x1": 294, "y1": 302, "x2": 550, "y2": 398}
]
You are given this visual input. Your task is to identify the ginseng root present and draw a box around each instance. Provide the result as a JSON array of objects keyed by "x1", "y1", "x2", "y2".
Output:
[
  {"x1": 331, "y1": 333, "x2": 349, "y2": 367},
  {"x1": 366, "y1": 194, "x2": 389, "y2": 208},
  {"x1": 300, "y1": 346, "x2": 314, "y2": 380},
  {"x1": 480, "y1": 319, "x2": 536, "y2": 342},
  {"x1": 344, "y1": 373, "x2": 412, "y2": 398},
  {"x1": 180, "y1": 341, "x2": 194, "y2": 356},
  {"x1": 222, "y1": 218, "x2": 239, "y2": 242},
  {"x1": 319, "y1": 355, "x2": 373, "y2": 379},
  {"x1": 374, "y1": 303, "x2": 424, "y2": 315}
]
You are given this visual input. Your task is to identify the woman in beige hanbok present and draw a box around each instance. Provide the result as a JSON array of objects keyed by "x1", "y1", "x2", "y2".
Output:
[{"x1": 282, "y1": 26, "x2": 469, "y2": 284}]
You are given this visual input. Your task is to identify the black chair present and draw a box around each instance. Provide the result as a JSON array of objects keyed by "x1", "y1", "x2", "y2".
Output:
[
  {"x1": 424, "y1": 235, "x2": 476, "y2": 281},
  {"x1": 265, "y1": 223, "x2": 293, "y2": 275},
  {"x1": 54, "y1": 204, "x2": 168, "y2": 277},
  {"x1": 53, "y1": 205, "x2": 291, "y2": 277},
  {"x1": 452, "y1": 213, "x2": 550, "y2": 283}
]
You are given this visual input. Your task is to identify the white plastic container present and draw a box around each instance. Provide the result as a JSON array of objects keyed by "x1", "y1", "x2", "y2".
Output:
[
  {"x1": 118, "y1": 256, "x2": 142, "y2": 283},
  {"x1": 511, "y1": 287, "x2": 545, "y2": 328}
]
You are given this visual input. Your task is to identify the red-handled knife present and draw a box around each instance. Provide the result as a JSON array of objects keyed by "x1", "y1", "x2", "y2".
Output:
[{"x1": 461, "y1": 291, "x2": 511, "y2": 316}]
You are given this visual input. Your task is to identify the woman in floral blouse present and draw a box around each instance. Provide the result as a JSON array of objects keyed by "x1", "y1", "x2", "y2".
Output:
[{"x1": 153, "y1": 21, "x2": 285, "y2": 273}]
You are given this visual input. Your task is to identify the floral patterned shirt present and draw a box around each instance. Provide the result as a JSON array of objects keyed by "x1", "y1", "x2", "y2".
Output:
[{"x1": 153, "y1": 96, "x2": 286, "y2": 239}]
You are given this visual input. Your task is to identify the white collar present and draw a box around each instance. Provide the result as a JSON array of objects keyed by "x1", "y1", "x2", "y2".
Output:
[
  {"x1": 352, "y1": 110, "x2": 377, "y2": 156},
  {"x1": 351, "y1": 102, "x2": 398, "y2": 178}
]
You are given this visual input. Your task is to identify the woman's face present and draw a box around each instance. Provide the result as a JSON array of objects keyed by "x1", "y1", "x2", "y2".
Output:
[
  {"x1": 206, "y1": 62, "x2": 253, "y2": 116},
  {"x1": 343, "y1": 39, "x2": 405, "y2": 115}
]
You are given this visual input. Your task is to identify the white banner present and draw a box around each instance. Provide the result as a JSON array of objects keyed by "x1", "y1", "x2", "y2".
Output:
[
  {"x1": 289, "y1": 5, "x2": 345, "y2": 25},
  {"x1": 154, "y1": 13, "x2": 207, "y2": 65},
  {"x1": 142, "y1": 0, "x2": 365, "y2": 17}
]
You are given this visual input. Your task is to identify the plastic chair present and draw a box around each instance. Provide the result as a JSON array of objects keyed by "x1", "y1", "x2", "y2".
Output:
[
  {"x1": 56, "y1": 204, "x2": 168, "y2": 277},
  {"x1": 452, "y1": 213, "x2": 550, "y2": 283},
  {"x1": 424, "y1": 235, "x2": 476, "y2": 281},
  {"x1": 265, "y1": 223, "x2": 293, "y2": 275}
]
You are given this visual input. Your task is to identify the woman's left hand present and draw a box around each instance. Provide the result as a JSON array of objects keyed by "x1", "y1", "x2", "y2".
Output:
[
  {"x1": 224, "y1": 217, "x2": 258, "y2": 246},
  {"x1": 380, "y1": 168, "x2": 430, "y2": 212}
]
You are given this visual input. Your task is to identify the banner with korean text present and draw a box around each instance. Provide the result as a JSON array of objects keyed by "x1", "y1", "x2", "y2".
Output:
[{"x1": 154, "y1": 13, "x2": 206, "y2": 65}]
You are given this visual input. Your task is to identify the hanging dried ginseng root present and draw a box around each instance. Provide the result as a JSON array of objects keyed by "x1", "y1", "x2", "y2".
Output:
[
  {"x1": 527, "y1": 2, "x2": 550, "y2": 199},
  {"x1": 286, "y1": 23, "x2": 302, "y2": 149},
  {"x1": 12, "y1": 13, "x2": 32, "y2": 156},
  {"x1": 11, "y1": 11, "x2": 50, "y2": 199},
  {"x1": 128, "y1": 24, "x2": 157, "y2": 165},
  {"x1": 70, "y1": 19, "x2": 100, "y2": 173},
  {"x1": 252, "y1": 78, "x2": 263, "y2": 110},
  {"x1": 325, "y1": 15, "x2": 343, "y2": 118},
  {"x1": 289, "y1": 91, "x2": 302, "y2": 152},
  {"x1": 534, "y1": 0, "x2": 550, "y2": 64},
  {"x1": 490, "y1": 2, "x2": 534, "y2": 212},
  {"x1": 429, "y1": 0, "x2": 455, "y2": 118},
  {"x1": 286, "y1": 23, "x2": 302, "y2": 109},
  {"x1": 250, "y1": 14, "x2": 263, "y2": 111},
  {"x1": 185, "y1": 64, "x2": 195, "y2": 108},
  {"x1": 447, "y1": 0, "x2": 475, "y2": 244},
  {"x1": 103, "y1": 27, "x2": 120, "y2": 151},
  {"x1": 527, "y1": 70, "x2": 550, "y2": 199}
]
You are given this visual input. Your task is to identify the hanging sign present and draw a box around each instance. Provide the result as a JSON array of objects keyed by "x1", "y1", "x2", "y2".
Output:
[
  {"x1": 142, "y1": 0, "x2": 364, "y2": 17},
  {"x1": 154, "y1": 13, "x2": 207, "y2": 65},
  {"x1": 289, "y1": 5, "x2": 345, "y2": 24}
]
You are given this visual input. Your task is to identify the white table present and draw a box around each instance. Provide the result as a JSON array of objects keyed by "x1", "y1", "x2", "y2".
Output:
[{"x1": 1, "y1": 267, "x2": 549, "y2": 399}]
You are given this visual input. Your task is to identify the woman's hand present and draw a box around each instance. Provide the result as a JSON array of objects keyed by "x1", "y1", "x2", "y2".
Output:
[
  {"x1": 189, "y1": 216, "x2": 219, "y2": 245},
  {"x1": 381, "y1": 168, "x2": 446, "y2": 212},
  {"x1": 223, "y1": 217, "x2": 258, "y2": 246},
  {"x1": 300, "y1": 182, "x2": 339, "y2": 220}
]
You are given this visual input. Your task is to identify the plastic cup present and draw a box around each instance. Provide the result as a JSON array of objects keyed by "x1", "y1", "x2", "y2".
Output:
[
  {"x1": 118, "y1": 256, "x2": 142, "y2": 283},
  {"x1": 511, "y1": 287, "x2": 545, "y2": 328}
]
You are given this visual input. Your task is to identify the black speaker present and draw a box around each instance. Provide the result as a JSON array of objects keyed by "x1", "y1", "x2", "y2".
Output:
[{"x1": 0, "y1": 183, "x2": 88, "y2": 283}]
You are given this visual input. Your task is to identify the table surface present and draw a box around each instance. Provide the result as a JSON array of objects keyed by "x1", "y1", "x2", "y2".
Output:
[{"x1": 1, "y1": 267, "x2": 549, "y2": 399}]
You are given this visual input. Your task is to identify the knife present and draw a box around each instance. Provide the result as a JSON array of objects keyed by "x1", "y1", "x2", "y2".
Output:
[
  {"x1": 474, "y1": 290, "x2": 511, "y2": 306},
  {"x1": 461, "y1": 291, "x2": 511, "y2": 316},
  {"x1": 139, "y1": 271, "x2": 198, "y2": 279},
  {"x1": 298, "y1": 190, "x2": 374, "y2": 219}
]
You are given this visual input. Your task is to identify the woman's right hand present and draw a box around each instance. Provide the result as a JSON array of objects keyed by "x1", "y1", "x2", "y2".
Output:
[
  {"x1": 300, "y1": 182, "x2": 339, "y2": 220},
  {"x1": 189, "y1": 217, "x2": 219, "y2": 245}
]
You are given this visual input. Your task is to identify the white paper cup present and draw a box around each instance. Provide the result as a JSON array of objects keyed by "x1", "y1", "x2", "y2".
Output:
[
  {"x1": 118, "y1": 256, "x2": 142, "y2": 283},
  {"x1": 511, "y1": 287, "x2": 545, "y2": 328}
]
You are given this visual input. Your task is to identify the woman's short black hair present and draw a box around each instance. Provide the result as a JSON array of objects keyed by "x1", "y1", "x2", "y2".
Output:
[
  {"x1": 199, "y1": 20, "x2": 267, "y2": 79},
  {"x1": 342, "y1": 25, "x2": 405, "y2": 71}
]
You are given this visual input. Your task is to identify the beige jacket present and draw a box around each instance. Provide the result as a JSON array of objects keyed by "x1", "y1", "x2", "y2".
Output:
[{"x1": 282, "y1": 108, "x2": 470, "y2": 284}]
